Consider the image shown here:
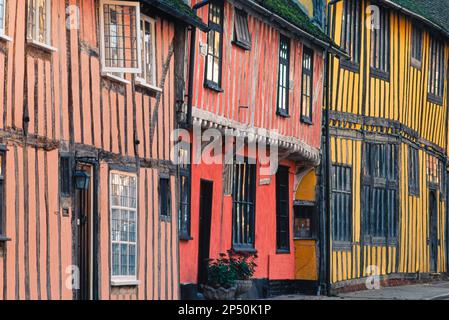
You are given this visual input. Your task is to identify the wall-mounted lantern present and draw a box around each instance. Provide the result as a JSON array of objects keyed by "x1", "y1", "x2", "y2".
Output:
[{"x1": 73, "y1": 170, "x2": 90, "y2": 190}]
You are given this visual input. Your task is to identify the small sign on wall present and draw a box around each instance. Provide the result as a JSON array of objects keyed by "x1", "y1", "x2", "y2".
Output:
[{"x1": 259, "y1": 177, "x2": 271, "y2": 186}]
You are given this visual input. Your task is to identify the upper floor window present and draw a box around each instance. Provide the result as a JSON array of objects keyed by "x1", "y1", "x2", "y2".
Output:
[
  {"x1": 411, "y1": 24, "x2": 423, "y2": 68},
  {"x1": 301, "y1": 47, "x2": 314, "y2": 124},
  {"x1": 110, "y1": 172, "x2": 138, "y2": 281},
  {"x1": 341, "y1": 0, "x2": 361, "y2": 69},
  {"x1": 27, "y1": 0, "x2": 52, "y2": 47},
  {"x1": 428, "y1": 37, "x2": 445, "y2": 104},
  {"x1": 136, "y1": 15, "x2": 157, "y2": 88},
  {"x1": 277, "y1": 34, "x2": 290, "y2": 116},
  {"x1": 100, "y1": 0, "x2": 141, "y2": 74},
  {"x1": 0, "y1": 149, "x2": 5, "y2": 237},
  {"x1": 370, "y1": 7, "x2": 390, "y2": 80},
  {"x1": 233, "y1": 8, "x2": 251, "y2": 50},
  {"x1": 205, "y1": 0, "x2": 224, "y2": 90}
]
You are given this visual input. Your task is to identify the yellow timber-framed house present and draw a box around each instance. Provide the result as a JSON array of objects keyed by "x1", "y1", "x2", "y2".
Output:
[{"x1": 314, "y1": 0, "x2": 449, "y2": 293}]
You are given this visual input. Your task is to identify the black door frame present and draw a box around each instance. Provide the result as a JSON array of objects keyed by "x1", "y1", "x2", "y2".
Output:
[
  {"x1": 74, "y1": 158, "x2": 99, "y2": 300},
  {"x1": 197, "y1": 179, "x2": 214, "y2": 287},
  {"x1": 429, "y1": 189, "x2": 438, "y2": 273}
]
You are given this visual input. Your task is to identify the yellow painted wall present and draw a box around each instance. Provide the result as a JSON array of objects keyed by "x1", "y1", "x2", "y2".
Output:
[
  {"x1": 295, "y1": 240, "x2": 319, "y2": 280},
  {"x1": 296, "y1": 170, "x2": 317, "y2": 202},
  {"x1": 327, "y1": 0, "x2": 448, "y2": 285}
]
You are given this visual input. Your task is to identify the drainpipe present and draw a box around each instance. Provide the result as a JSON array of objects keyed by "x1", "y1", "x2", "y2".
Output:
[
  {"x1": 323, "y1": 0, "x2": 342, "y2": 296},
  {"x1": 187, "y1": 0, "x2": 211, "y2": 126}
]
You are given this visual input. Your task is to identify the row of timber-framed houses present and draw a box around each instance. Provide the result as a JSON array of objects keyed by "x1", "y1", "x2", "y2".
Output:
[{"x1": 1, "y1": 0, "x2": 449, "y2": 300}]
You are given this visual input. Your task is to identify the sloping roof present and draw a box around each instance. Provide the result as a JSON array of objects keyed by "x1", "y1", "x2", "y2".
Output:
[
  {"x1": 142, "y1": 0, "x2": 208, "y2": 31},
  {"x1": 384, "y1": 0, "x2": 449, "y2": 36},
  {"x1": 255, "y1": 0, "x2": 331, "y2": 43}
]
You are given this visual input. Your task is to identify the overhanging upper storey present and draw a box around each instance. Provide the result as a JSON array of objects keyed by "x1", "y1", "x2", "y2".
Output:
[{"x1": 141, "y1": 0, "x2": 208, "y2": 31}]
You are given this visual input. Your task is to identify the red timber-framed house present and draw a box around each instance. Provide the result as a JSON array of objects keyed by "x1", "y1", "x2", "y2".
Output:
[
  {"x1": 178, "y1": 0, "x2": 344, "y2": 298},
  {"x1": 0, "y1": 0, "x2": 206, "y2": 300}
]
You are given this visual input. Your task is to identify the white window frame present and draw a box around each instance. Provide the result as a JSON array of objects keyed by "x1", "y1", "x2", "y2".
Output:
[
  {"x1": 99, "y1": 0, "x2": 142, "y2": 74},
  {"x1": 0, "y1": 0, "x2": 7, "y2": 36},
  {"x1": 135, "y1": 14, "x2": 162, "y2": 92},
  {"x1": 27, "y1": 0, "x2": 55, "y2": 51},
  {"x1": 110, "y1": 171, "x2": 139, "y2": 285}
]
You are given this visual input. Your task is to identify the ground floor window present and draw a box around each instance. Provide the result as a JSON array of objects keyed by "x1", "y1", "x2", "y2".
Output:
[
  {"x1": 362, "y1": 143, "x2": 398, "y2": 244},
  {"x1": 232, "y1": 158, "x2": 256, "y2": 250},
  {"x1": 294, "y1": 205, "x2": 315, "y2": 239},
  {"x1": 110, "y1": 172, "x2": 138, "y2": 280}
]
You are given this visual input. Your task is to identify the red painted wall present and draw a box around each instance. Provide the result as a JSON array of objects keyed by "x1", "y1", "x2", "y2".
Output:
[{"x1": 180, "y1": 139, "x2": 296, "y2": 284}]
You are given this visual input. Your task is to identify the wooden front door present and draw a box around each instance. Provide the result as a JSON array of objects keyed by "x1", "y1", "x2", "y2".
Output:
[
  {"x1": 429, "y1": 190, "x2": 438, "y2": 273},
  {"x1": 77, "y1": 164, "x2": 94, "y2": 300},
  {"x1": 197, "y1": 180, "x2": 213, "y2": 286}
]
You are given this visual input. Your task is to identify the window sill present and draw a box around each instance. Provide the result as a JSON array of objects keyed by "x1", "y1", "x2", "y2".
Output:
[
  {"x1": 300, "y1": 116, "x2": 313, "y2": 125},
  {"x1": 410, "y1": 58, "x2": 422, "y2": 70},
  {"x1": 179, "y1": 234, "x2": 193, "y2": 241},
  {"x1": 0, "y1": 34, "x2": 13, "y2": 42},
  {"x1": 276, "y1": 111, "x2": 290, "y2": 118},
  {"x1": 160, "y1": 215, "x2": 172, "y2": 222},
  {"x1": 102, "y1": 73, "x2": 131, "y2": 85},
  {"x1": 276, "y1": 249, "x2": 290, "y2": 255},
  {"x1": 204, "y1": 81, "x2": 223, "y2": 93},
  {"x1": 232, "y1": 246, "x2": 257, "y2": 254},
  {"x1": 27, "y1": 39, "x2": 57, "y2": 53},
  {"x1": 340, "y1": 59, "x2": 359, "y2": 73},
  {"x1": 333, "y1": 241, "x2": 352, "y2": 251},
  {"x1": 110, "y1": 279, "x2": 140, "y2": 287},
  {"x1": 370, "y1": 68, "x2": 390, "y2": 82},
  {"x1": 0, "y1": 235, "x2": 11, "y2": 242},
  {"x1": 135, "y1": 79, "x2": 163, "y2": 94},
  {"x1": 428, "y1": 93, "x2": 444, "y2": 106},
  {"x1": 232, "y1": 40, "x2": 251, "y2": 51}
]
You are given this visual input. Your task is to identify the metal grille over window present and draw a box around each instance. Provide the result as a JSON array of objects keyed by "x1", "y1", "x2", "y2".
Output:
[
  {"x1": 100, "y1": 0, "x2": 141, "y2": 74},
  {"x1": 332, "y1": 165, "x2": 352, "y2": 243},
  {"x1": 428, "y1": 37, "x2": 445, "y2": 102},
  {"x1": 301, "y1": 47, "x2": 313, "y2": 124},
  {"x1": 205, "y1": 0, "x2": 224, "y2": 88},
  {"x1": 370, "y1": 7, "x2": 390, "y2": 78},
  {"x1": 232, "y1": 159, "x2": 256, "y2": 250},
  {"x1": 277, "y1": 35, "x2": 290, "y2": 115},
  {"x1": 341, "y1": 0, "x2": 361, "y2": 65},
  {"x1": 27, "y1": 0, "x2": 51, "y2": 45},
  {"x1": 0, "y1": 0, "x2": 6, "y2": 35},
  {"x1": 137, "y1": 15, "x2": 156, "y2": 86},
  {"x1": 233, "y1": 8, "x2": 251, "y2": 50},
  {"x1": 362, "y1": 143, "x2": 398, "y2": 243},
  {"x1": 110, "y1": 172, "x2": 137, "y2": 279}
]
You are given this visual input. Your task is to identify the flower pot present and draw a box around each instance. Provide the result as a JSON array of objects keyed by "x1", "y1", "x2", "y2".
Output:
[
  {"x1": 202, "y1": 285, "x2": 236, "y2": 300},
  {"x1": 235, "y1": 280, "x2": 253, "y2": 298}
]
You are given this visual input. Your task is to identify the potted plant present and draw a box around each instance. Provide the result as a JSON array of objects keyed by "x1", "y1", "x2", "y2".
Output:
[
  {"x1": 202, "y1": 254, "x2": 237, "y2": 300},
  {"x1": 228, "y1": 250, "x2": 258, "y2": 299}
]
